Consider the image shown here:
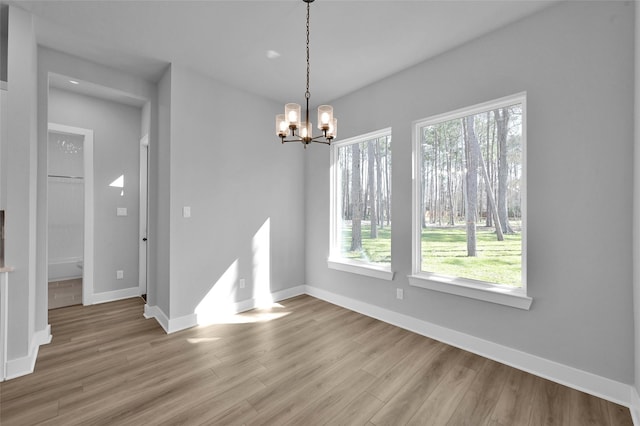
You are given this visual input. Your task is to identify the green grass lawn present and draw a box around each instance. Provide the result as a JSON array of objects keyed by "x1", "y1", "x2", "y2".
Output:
[
  {"x1": 340, "y1": 223, "x2": 521, "y2": 287},
  {"x1": 341, "y1": 224, "x2": 391, "y2": 265},
  {"x1": 422, "y1": 226, "x2": 521, "y2": 287}
]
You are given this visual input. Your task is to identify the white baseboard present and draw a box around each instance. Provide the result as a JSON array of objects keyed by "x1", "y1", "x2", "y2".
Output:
[
  {"x1": 34, "y1": 325, "x2": 52, "y2": 347},
  {"x1": 168, "y1": 312, "x2": 197, "y2": 334},
  {"x1": 145, "y1": 285, "x2": 306, "y2": 334},
  {"x1": 304, "y1": 285, "x2": 636, "y2": 412},
  {"x1": 143, "y1": 304, "x2": 170, "y2": 333},
  {"x1": 192, "y1": 285, "x2": 306, "y2": 331},
  {"x1": 91, "y1": 286, "x2": 141, "y2": 305},
  {"x1": 143, "y1": 304, "x2": 198, "y2": 334},
  {"x1": 5, "y1": 324, "x2": 51, "y2": 381},
  {"x1": 5, "y1": 353, "x2": 36, "y2": 381},
  {"x1": 631, "y1": 386, "x2": 640, "y2": 426}
]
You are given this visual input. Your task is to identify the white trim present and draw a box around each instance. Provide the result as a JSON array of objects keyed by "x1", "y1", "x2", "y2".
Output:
[
  {"x1": 47, "y1": 257, "x2": 83, "y2": 281},
  {"x1": 47, "y1": 256, "x2": 82, "y2": 265},
  {"x1": 5, "y1": 324, "x2": 51, "y2": 381},
  {"x1": 330, "y1": 127, "x2": 393, "y2": 150},
  {"x1": 304, "y1": 285, "x2": 634, "y2": 410},
  {"x1": 33, "y1": 325, "x2": 52, "y2": 348},
  {"x1": 91, "y1": 287, "x2": 141, "y2": 305},
  {"x1": 631, "y1": 387, "x2": 640, "y2": 426},
  {"x1": 143, "y1": 304, "x2": 170, "y2": 333},
  {"x1": 223, "y1": 285, "x2": 304, "y2": 319},
  {"x1": 408, "y1": 274, "x2": 532, "y2": 310},
  {"x1": 411, "y1": 92, "x2": 529, "y2": 307},
  {"x1": 166, "y1": 312, "x2": 197, "y2": 334},
  {"x1": 0, "y1": 270, "x2": 9, "y2": 381},
  {"x1": 139, "y1": 135, "x2": 148, "y2": 296},
  {"x1": 413, "y1": 92, "x2": 528, "y2": 130},
  {"x1": 47, "y1": 123, "x2": 94, "y2": 306},
  {"x1": 5, "y1": 352, "x2": 37, "y2": 381},
  {"x1": 328, "y1": 258, "x2": 394, "y2": 281},
  {"x1": 144, "y1": 285, "x2": 306, "y2": 334}
]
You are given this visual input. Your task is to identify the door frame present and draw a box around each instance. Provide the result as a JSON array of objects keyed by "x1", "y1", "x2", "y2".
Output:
[
  {"x1": 138, "y1": 134, "x2": 148, "y2": 296},
  {"x1": 47, "y1": 123, "x2": 94, "y2": 305}
]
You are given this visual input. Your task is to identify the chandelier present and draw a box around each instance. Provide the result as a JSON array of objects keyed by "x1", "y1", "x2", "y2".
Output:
[{"x1": 275, "y1": 0, "x2": 337, "y2": 147}]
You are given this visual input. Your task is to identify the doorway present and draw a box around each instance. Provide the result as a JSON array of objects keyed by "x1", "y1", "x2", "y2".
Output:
[
  {"x1": 46, "y1": 74, "x2": 150, "y2": 309},
  {"x1": 47, "y1": 123, "x2": 94, "y2": 308}
]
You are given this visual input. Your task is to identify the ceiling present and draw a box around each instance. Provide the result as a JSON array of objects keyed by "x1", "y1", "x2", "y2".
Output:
[{"x1": 12, "y1": 0, "x2": 558, "y2": 106}]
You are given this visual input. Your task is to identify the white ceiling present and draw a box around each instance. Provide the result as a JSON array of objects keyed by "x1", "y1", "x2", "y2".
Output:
[{"x1": 12, "y1": 0, "x2": 558, "y2": 106}]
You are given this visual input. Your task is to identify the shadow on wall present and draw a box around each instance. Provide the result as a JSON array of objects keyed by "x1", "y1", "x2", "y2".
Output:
[{"x1": 195, "y1": 218, "x2": 273, "y2": 325}]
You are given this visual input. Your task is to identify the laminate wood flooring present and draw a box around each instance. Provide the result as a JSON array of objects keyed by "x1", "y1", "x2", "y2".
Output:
[
  {"x1": 0, "y1": 295, "x2": 633, "y2": 425},
  {"x1": 48, "y1": 279, "x2": 82, "y2": 310}
]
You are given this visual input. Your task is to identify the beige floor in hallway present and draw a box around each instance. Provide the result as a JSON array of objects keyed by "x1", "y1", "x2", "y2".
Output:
[
  {"x1": 48, "y1": 278, "x2": 82, "y2": 310},
  {"x1": 0, "y1": 295, "x2": 633, "y2": 425}
]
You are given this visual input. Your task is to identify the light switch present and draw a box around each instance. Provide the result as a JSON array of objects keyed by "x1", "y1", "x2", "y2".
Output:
[
  {"x1": 117, "y1": 207, "x2": 127, "y2": 216},
  {"x1": 183, "y1": 206, "x2": 191, "y2": 218}
]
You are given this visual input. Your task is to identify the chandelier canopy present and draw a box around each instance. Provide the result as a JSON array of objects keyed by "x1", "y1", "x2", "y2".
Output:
[{"x1": 275, "y1": 0, "x2": 337, "y2": 147}]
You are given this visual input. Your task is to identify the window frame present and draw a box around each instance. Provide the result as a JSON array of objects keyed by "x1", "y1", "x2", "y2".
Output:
[
  {"x1": 409, "y1": 93, "x2": 531, "y2": 309},
  {"x1": 329, "y1": 127, "x2": 394, "y2": 280}
]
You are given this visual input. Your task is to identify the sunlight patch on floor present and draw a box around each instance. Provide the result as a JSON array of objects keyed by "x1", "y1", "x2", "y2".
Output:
[
  {"x1": 197, "y1": 311, "x2": 291, "y2": 326},
  {"x1": 186, "y1": 337, "x2": 221, "y2": 344}
]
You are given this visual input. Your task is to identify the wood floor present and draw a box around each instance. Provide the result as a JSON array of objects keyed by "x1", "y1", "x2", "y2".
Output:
[
  {"x1": 0, "y1": 295, "x2": 633, "y2": 425},
  {"x1": 48, "y1": 278, "x2": 82, "y2": 309}
]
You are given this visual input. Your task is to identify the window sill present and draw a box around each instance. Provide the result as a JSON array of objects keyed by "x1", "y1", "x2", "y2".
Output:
[
  {"x1": 407, "y1": 273, "x2": 532, "y2": 310},
  {"x1": 327, "y1": 258, "x2": 395, "y2": 281}
]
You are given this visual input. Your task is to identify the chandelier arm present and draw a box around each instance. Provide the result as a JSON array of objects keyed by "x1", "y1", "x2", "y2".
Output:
[{"x1": 281, "y1": 136, "x2": 332, "y2": 145}]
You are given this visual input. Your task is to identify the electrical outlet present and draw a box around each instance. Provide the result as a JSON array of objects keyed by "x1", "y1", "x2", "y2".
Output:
[
  {"x1": 116, "y1": 270, "x2": 124, "y2": 280},
  {"x1": 396, "y1": 288, "x2": 403, "y2": 300},
  {"x1": 239, "y1": 278, "x2": 245, "y2": 289}
]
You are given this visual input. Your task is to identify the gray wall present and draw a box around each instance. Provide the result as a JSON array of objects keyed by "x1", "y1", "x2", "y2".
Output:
[
  {"x1": 3, "y1": 5, "x2": 37, "y2": 360},
  {"x1": 305, "y1": 1, "x2": 634, "y2": 383},
  {"x1": 154, "y1": 65, "x2": 171, "y2": 315},
  {"x1": 48, "y1": 87, "x2": 142, "y2": 294},
  {"x1": 1, "y1": 5, "x2": 7, "y2": 85},
  {"x1": 162, "y1": 64, "x2": 305, "y2": 320}
]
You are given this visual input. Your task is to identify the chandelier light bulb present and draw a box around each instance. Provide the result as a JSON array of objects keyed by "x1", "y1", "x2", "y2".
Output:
[
  {"x1": 317, "y1": 105, "x2": 333, "y2": 131},
  {"x1": 285, "y1": 103, "x2": 301, "y2": 131},
  {"x1": 327, "y1": 118, "x2": 337, "y2": 139},
  {"x1": 301, "y1": 122, "x2": 312, "y2": 139},
  {"x1": 276, "y1": 114, "x2": 288, "y2": 137}
]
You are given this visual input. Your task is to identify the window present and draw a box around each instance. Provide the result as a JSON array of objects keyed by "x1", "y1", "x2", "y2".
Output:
[
  {"x1": 410, "y1": 93, "x2": 531, "y2": 309},
  {"x1": 329, "y1": 128, "x2": 393, "y2": 280}
]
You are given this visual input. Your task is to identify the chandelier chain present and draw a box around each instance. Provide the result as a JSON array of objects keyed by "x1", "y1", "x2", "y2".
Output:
[{"x1": 305, "y1": 0, "x2": 310, "y2": 99}]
